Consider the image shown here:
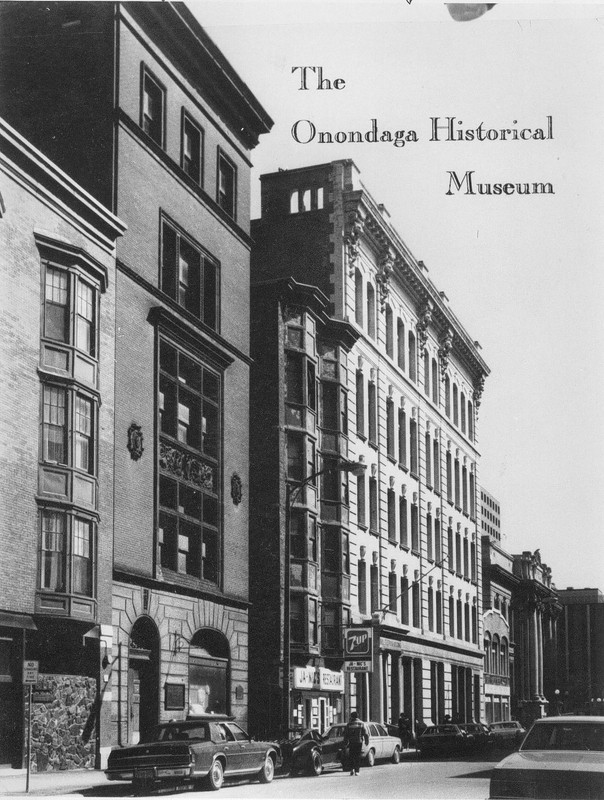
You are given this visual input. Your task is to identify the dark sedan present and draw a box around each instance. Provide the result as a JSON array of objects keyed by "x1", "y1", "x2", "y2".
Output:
[
  {"x1": 417, "y1": 724, "x2": 468, "y2": 757},
  {"x1": 280, "y1": 727, "x2": 345, "y2": 775},
  {"x1": 458, "y1": 722, "x2": 494, "y2": 752},
  {"x1": 105, "y1": 715, "x2": 280, "y2": 791}
]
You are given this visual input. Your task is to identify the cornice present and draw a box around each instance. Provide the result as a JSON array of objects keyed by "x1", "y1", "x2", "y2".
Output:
[{"x1": 343, "y1": 188, "x2": 490, "y2": 386}]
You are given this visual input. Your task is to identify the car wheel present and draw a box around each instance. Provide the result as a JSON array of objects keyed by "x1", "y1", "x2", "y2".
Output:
[
  {"x1": 258, "y1": 753, "x2": 275, "y2": 784},
  {"x1": 205, "y1": 758, "x2": 225, "y2": 791},
  {"x1": 391, "y1": 746, "x2": 401, "y2": 764},
  {"x1": 365, "y1": 749, "x2": 375, "y2": 767},
  {"x1": 308, "y1": 749, "x2": 323, "y2": 776}
]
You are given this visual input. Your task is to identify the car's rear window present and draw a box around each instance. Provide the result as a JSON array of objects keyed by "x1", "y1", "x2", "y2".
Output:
[
  {"x1": 155, "y1": 724, "x2": 208, "y2": 741},
  {"x1": 522, "y1": 723, "x2": 604, "y2": 752}
]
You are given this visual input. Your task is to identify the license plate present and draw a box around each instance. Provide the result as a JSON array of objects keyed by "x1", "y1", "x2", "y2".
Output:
[{"x1": 135, "y1": 768, "x2": 155, "y2": 780}]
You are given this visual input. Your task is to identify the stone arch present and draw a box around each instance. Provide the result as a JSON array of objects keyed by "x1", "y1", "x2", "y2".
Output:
[
  {"x1": 188, "y1": 628, "x2": 231, "y2": 716},
  {"x1": 127, "y1": 616, "x2": 160, "y2": 744}
]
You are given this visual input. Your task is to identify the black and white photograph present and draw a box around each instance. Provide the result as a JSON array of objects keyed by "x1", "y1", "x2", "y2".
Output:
[{"x1": 0, "y1": 1, "x2": 603, "y2": 798}]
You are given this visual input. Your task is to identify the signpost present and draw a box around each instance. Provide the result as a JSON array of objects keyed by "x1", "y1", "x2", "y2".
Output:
[{"x1": 22, "y1": 660, "x2": 39, "y2": 794}]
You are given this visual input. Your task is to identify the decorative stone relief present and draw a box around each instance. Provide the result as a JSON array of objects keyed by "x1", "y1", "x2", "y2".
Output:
[
  {"x1": 376, "y1": 249, "x2": 395, "y2": 309},
  {"x1": 345, "y1": 209, "x2": 366, "y2": 276},
  {"x1": 159, "y1": 441, "x2": 214, "y2": 491},
  {"x1": 473, "y1": 374, "x2": 485, "y2": 409},
  {"x1": 127, "y1": 423, "x2": 144, "y2": 461},
  {"x1": 416, "y1": 300, "x2": 434, "y2": 350},
  {"x1": 439, "y1": 327, "x2": 454, "y2": 379}
]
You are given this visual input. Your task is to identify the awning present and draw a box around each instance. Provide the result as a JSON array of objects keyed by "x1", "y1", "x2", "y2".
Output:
[{"x1": 0, "y1": 611, "x2": 37, "y2": 630}]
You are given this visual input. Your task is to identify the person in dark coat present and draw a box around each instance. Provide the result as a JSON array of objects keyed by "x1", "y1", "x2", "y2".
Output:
[
  {"x1": 343, "y1": 711, "x2": 369, "y2": 775},
  {"x1": 398, "y1": 712, "x2": 411, "y2": 748}
]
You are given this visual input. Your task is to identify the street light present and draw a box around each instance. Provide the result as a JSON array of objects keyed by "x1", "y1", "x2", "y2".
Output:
[{"x1": 283, "y1": 457, "x2": 367, "y2": 737}]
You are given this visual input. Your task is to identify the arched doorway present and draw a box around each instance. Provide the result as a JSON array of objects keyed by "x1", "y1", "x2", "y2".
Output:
[
  {"x1": 188, "y1": 629, "x2": 230, "y2": 715},
  {"x1": 128, "y1": 617, "x2": 160, "y2": 744}
]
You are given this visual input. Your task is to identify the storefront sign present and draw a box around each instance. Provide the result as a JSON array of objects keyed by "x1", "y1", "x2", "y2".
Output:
[
  {"x1": 292, "y1": 667, "x2": 344, "y2": 693},
  {"x1": 344, "y1": 660, "x2": 373, "y2": 672},
  {"x1": 344, "y1": 627, "x2": 372, "y2": 657}
]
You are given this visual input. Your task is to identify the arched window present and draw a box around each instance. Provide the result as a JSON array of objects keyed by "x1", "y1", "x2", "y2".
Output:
[
  {"x1": 189, "y1": 629, "x2": 231, "y2": 715},
  {"x1": 385, "y1": 305, "x2": 394, "y2": 358},
  {"x1": 423, "y1": 350, "x2": 430, "y2": 395},
  {"x1": 453, "y1": 383, "x2": 459, "y2": 426},
  {"x1": 354, "y1": 269, "x2": 363, "y2": 326},
  {"x1": 501, "y1": 637, "x2": 508, "y2": 676},
  {"x1": 397, "y1": 319, "x2": 405, "y2": 370},
  {"x1": 460, "y1": 391, "x2": 466, "y2": 433},
  {"x1": 366, "y1": 283, "x2": 376, "y2": 339},
  {"x1": 484, "y1": 633, "x2": 492, "y2": 673},
  {"x1": 431, "y1": 359, "x2": 439, "y2": 404},
  {"x1": 408, "y1": 331, "x2": 416, "y2": 382}
]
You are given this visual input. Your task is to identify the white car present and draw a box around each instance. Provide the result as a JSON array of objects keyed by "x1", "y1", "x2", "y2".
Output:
[
  {"x1": 489, "y1": 716, "x2": 604, "y2": 799},
  {"x1": 338, "y1": 721, "x2": 403, "y2": 768}
]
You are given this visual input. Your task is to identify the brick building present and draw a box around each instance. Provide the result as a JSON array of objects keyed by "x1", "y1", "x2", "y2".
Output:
[
  {"x1": 0, "y1": 118, "x2": 125, "y2": 769},
  {"x1": 250, "y1": 160, "x2": 490, "y2": 737},
  {"x1": 0, "y1": 1, "x2": 271, "y2": 766}
]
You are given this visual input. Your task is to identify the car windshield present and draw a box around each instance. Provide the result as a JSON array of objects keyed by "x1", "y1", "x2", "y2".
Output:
[
  {"x1": 153, "y1": 724, "x2": 208, "y2": 742},
  {"x1": 522, "y1": 723, "x2": 604, "y2": 752},
  {"x1": 324, "y1": 726, "x2": 345, "y2": 739}
]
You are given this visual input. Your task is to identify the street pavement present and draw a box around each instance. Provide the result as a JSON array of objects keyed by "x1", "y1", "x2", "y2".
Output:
[{"x1": 0, "y1": 751, "x2": 501, "y2": 798}]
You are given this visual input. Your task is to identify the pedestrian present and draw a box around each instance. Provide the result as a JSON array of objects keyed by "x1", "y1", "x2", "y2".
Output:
[
  {"x1": 343, "y1": 711, "x2": 369, "y2": 776},
  {"x1": 398, "y1": 712, "x2": 411, "y2": 749}
]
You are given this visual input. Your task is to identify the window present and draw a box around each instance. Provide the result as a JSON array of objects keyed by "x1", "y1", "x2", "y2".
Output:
[
  {"x1": 400, "y1": 577, "x2": 409, "y2": 624},
  {"x1": 355, "y1": 270, "x2": 363, "y2": 327},
  {"x1": 428, "y1": 586, "x2": 434, "y2": 631},
  {"x1": 453, "y1": 384, "x2": 459, "y2": 426},
  {"x1": 462, "y1": 466, "x2": 468, "y2": 514},
  {"x1": 142, "y1": 67, "x2": 165, "y2": 147},
  {"x1": 42, "y1": 384, "x2": 96, "y2": 474},
  {"x1": 436, "y1": 590, "x2": 442, "y2": 633},
  {"x1": 435, "y1": 518, "x2": 441, "y2": 562},
  {"x1": 386, "y1": 399, "x2": 395, "y2": 458},
  {"x1": 357, "y1": 474, "x2": 366, "y2": 527},
  {"x1": 412, "y1": 582, "x2": 420, "y2": 627},
  {"x1": 289, "y1": 186, "x2": 324, "y2": 213},
  {"x1": 446, "y1": 451, "x2": 452, "y2": 503},
  {"x1": 358, "y1": 560, "x2": 367, "y2": 615},
  {"x1": 397, "y1": 320, "x2": 405, "y2": 370},
  {"x1": 369, "y1": 477, "x2": 378, "y2": 534},
  {"x1": 468, "y1": 401, "x2": 474, "y2": 441},
  {"x1": 366, "y1": 283, "x2": 376, "y2": 339},
  {"x1": 161, "y1": 219, "x2": 218, "y2": 329},
  {"x1": 158, "y1": 340, "x2": 221, "y2": 585},
  {"x1": 426, "y1": 513, "x2": 433, "y2": 560},
  {"x1": 411, "y1": 504, "x2": 419, "y2": 552},
  {"x1": 389, "y1": 572, "x2": 397, "y2": 613},
  {"x1": 370, "y1": 563, "x2": 379, "y2": 613},
  {"x1": 469, "y1": 472, "x2": 475, "y2": 519},
  {"x1": 388, "y1": 489, "x2": 396, "y2": 542},
  {"x1": 368, "y1": 381, "x2": 377, "y2": 446},
  {"x1": 217, "y1": 151, "x2": 236, "y2": 219},
  {"x1": 44, "y1": 264, "x2": 97, "y2": 357},
  {"x1": 423, "y1": 351, "x2": 430, "y2": 396},
  {"x1": 40, "y1": 509, "x2": 94, "y2": 597},
  {"x1": 449, "y1": 595, "x2": 455, "y2": 637},
  {"x1": 454, "y1": 457, "x2": 460, "y2": 508},
  {"x1": 445, "y1": 376, "x2": 451, "y2": 417},
  {"x1": 398, "y1": 407, "x2": 407, "y2": 467},
  {"x1": 385, "y1": 306, "x2": 394, "y2": 358},
  {"x1": 409, "y1": 418, "x2": 418, "y2": 475},
  {"x1": 457, "y1": 599, "x2": 463, "y2": 639},
  {"x1": 447, "y1": 526, "x2": 454, "y2": 571},
  {"x1": 425, "y1": 432, "x2": 432, "y2": 487},
  {"x1": 182, "y1": 113, "x2": 203, "y2": 184},
  {"x1": 432, "y1": 359, "x2": 439, "y2": 404},
  {"x1": 455, "y1": 529, "x2": 462, "y2": 575},
  {"x1": 461, "y1": 392, "x2": 466, "y2": 434},
  {"x1": 463, "y1": 537, "x2": 469, "y2": 579},
  {"x1": 408, "y1": 332, "x2": 417, "y2": 382},
  {"x1": 433, "y1": 439, "x2": 440, "y2": 493},
  {"x1": 399, "y1": 496, "x2": 408, "y2": 547},
  {"x1": 356, "y1": 370, "x2": 365, "y2": 437}
]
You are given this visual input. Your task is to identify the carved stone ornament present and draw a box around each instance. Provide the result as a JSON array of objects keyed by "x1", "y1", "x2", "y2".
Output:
[
  {"x1": 127, "y1": 423, "x2": 144, "y2": 461},
  {"x1": 473, "y1": 374, "x2": 486, "y2": 409},
  {"x1": 376, "y1": 249, "x2": 395, "y2": 309},
  {"x1": 159, "y1": 441, "x2": 214, "y2": 491},
  {"x1": 416, "y1": 300, "x2": 434, "y2": 351},
  {"x1": 439, "y1": 327, "x2": 454, "y2": 380},
  {"x1": 345, "y1": 210, "x2": 366, "y2": 276},
  {"x1": 231, "y1": 473, "x2": 243, "y2": 505}
]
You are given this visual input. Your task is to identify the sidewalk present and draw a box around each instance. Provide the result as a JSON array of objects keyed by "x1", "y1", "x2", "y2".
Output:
[{"x1": 0, "y1": 768, "x2": 111, "y2": 797}]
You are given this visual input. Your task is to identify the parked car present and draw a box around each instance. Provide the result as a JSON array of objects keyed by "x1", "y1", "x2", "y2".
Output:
[
  {"x1": 458, "y1": 722, "x2": 494, "y2": 752},
  {"x1": 105, "y1": 715, "x2": 280, "y2": 792},
  {"x1": 488, "y1": 720, "x2": 526, "y2": 748},
  {"x1": 280, "y1": 727, "x2": 344, "y2": 775},
  {"x1": 417, "y1": 724, "x2": 468, "y2": 757},
  {"x1": 340, "y1": 721, "x2": 403, "y2": 768},
  {"x1": 489, "y1": 716, "x2": 604, "y2": 799}
]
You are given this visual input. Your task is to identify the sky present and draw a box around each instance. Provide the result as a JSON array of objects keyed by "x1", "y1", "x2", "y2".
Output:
[{"x1": 191, "y1": 1, "x2": 604, "y2": 591}]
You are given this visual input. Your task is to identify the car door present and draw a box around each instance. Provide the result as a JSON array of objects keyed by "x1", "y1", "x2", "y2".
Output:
[
  {"x1": 224, "y1": 722, "x2": 260, "y2": 771},
  {"x1": 322, "y1": 725, "x2": 345, "y2": 762},
  {"x1": 368, "y1": 724, "x2": 382, "y2": 759},
  {"x1": 218, "y1": 722, "x2": 246, "y2": 772}
]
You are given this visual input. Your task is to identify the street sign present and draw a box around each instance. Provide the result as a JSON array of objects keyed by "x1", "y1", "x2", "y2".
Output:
[
  {"x1": 22, "y1": 660, "x2": 39, "y2": 685},
  {"x1": 344, "y1": 660, "x2": 372, "y2": 672}
]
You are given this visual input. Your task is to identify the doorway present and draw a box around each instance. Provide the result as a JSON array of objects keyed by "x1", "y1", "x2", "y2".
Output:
[{"x1": 128, "y1": 617, "x2": 159, "y2": 745}]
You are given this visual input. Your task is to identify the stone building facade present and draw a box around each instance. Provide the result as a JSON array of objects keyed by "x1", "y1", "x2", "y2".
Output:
[
  {"x1": 0, "y1": 1, "x2": 271, "y2": 766},
  {"x1": 0, "y1": 117, "x2": 125, "y2": 769},
  {"x1": 250, "y1": 160, "x2": 490, "y2": 737}
]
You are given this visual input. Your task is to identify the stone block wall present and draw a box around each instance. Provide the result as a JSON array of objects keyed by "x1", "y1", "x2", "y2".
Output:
[{"x1": 26, "y1": 674, "x2": 97, "y2": 772}]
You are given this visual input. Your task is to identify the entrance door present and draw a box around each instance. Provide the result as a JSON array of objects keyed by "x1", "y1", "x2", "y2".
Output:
[
  {"x1": 319, "y1": 697, "x2": 329, "y2": 733},
  {"x1": 128, "y1": 665, "x2": 141, "y2": 744}
]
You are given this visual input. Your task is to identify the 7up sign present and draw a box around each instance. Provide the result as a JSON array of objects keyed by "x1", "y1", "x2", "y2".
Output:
[{"x1": 344, "y1": 628, "x2": 373, "y2": 671}]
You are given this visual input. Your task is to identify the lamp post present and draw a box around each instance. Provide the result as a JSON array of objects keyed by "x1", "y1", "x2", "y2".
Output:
[{"x1": 282, "y1": 457, "x2": 366, "y2": 738}]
